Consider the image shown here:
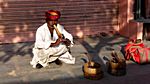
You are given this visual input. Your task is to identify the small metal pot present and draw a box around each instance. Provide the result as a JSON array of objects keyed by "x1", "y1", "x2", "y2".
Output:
[
  {"x1": 83, "y1": 61, "x2": 104, "y2": 80},
  {"x1": 107, "y1": 59, "x2": 126, "y2": 76}
]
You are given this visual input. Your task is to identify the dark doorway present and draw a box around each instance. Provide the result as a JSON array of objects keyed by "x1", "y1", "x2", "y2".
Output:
[
  {"x1": 133, "y1": 0, "x2": 150, "y2": 40},
  {"x1": 133, "y1": 0, "x2": 146, "y2": 19},
  {"x1": 143, "y1": 23, "x2": 150, "y2": 40}
]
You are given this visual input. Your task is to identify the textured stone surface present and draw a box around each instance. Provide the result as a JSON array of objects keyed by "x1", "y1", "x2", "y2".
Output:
[{"x1": 0, "y1": 35, "x2": 150, "y2": 84}]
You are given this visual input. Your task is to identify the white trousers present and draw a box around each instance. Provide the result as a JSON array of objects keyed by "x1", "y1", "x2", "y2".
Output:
[{"x1": 30, "y1": 44, "x2": 75, "y2": 68}]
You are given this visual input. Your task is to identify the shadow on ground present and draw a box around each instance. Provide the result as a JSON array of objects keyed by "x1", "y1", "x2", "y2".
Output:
[
  {"x1": 0, "y1": 42, "x2": 34, "y2": 63},
  {"x1": 1, "y1": 34, "x2": 150, "y2": 84}
]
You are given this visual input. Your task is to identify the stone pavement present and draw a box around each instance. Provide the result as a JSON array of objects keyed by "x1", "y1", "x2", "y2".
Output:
[{"x1": 0, "y1": 34, "x2": 150, "y2": 84}]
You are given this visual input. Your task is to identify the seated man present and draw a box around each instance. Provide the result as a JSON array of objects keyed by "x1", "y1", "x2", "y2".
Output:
[{"x1": 30, "y1": 10, "x2": 75, "y2": 69}]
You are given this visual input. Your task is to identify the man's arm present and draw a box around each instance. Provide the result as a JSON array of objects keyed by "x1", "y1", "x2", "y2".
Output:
[
  {"x1": 62, "y1": 28, "x2": 74, "y2": 46},
  {"x1": 50, "y1": 38, "x2": 62, "y2": 47}
]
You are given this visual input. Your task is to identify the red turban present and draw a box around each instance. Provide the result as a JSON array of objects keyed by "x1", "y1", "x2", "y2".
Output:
[{"x1": 45, "y1": 10, "x2": 61, "y2": 21}]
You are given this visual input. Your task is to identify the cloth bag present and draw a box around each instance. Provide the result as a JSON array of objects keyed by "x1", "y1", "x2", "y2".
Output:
[{"x1": 125, "y1": 39, "x2": 150, "y2": 64}]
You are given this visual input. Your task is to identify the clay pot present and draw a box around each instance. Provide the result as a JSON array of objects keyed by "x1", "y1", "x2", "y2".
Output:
[
  {"x1": 83, "y1": 61, "x2": 104, "y2": 80},
  {"x1": 107, "y1": 59, "x2": 126, "y2": 76}
]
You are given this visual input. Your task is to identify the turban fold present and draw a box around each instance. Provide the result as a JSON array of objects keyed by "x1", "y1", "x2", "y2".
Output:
[{"x1": 45, "y1": 10, "x2": 61, "y2": 21}]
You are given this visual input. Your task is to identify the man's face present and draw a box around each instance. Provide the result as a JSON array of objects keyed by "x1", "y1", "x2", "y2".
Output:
[{"x1": 47, "y1": 20, "x2": 57, "y2": 28}]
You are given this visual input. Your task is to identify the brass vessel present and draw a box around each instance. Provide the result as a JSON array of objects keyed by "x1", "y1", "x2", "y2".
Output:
[
  {"x1": 82, "y1": 53, "x2": 104, "y2": 80},
  {"x1": 107, "y1": 51, "x2": 126, "y2": 76}
]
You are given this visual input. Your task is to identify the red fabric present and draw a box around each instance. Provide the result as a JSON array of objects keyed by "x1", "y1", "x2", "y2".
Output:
[
  {"x1": 125, "y1": 39, "x2": 150, "y2": 64},
  {"x1": 125, "y1": 41, "x2": 144, "y2": 60},
  {"x1": 145, "y1": 48, "x2": 150, "y2": 62},
  {"x1": 45, "y1": 10, "x2": 61, "y2": 21}
]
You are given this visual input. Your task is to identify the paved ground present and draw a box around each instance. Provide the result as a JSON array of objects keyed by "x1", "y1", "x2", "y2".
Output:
[{"x1": 0, "y1": 34, "x2": 150, "y2": 84}]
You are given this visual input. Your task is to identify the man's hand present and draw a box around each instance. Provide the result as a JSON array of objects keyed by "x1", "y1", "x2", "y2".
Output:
[
  {"x1": 50, "y1": 38, "x2": 62, "y2": 47},
  {"x1": 50, "y1": 38, "x2": 71, "y2": 47},
  {"x1": 62, "y1": 38, "x2": 71, "y2": 46}
]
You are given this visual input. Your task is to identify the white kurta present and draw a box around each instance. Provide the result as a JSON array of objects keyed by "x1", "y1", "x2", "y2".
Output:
[{"x1": 30, "y1": 23, "x2": 75, "y2": 68}]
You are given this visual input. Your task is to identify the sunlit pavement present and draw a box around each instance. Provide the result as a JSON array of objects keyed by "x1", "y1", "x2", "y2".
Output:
[{"x1": 0, "y1": 34, "x2": 150, "y2": 84}]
